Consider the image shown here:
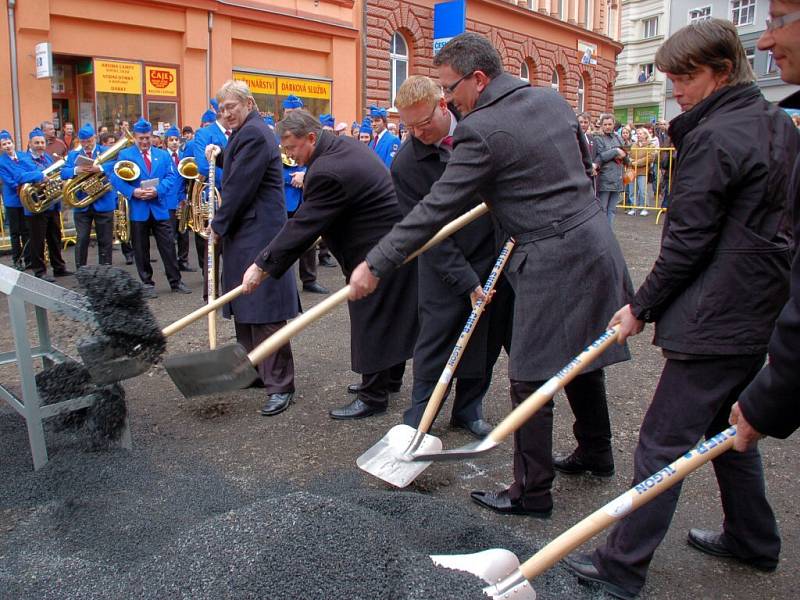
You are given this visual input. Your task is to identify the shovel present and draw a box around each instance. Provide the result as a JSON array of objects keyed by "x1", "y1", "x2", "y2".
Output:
[
  {"x1": 411, "y1": 325, "x2": 620, "y2": 462},
  {"x1": 357, "y1": 238, "x2": 516, "y2": 488},
  {"x1": 78, "y1": 285, "x2": 245, "y2": 384},
  {"x1": 430, "y1": 425, "x2": 739, "y2": 600},
  {"x1": 164, "y1": 202, "x2": 491, "y2": 398}
]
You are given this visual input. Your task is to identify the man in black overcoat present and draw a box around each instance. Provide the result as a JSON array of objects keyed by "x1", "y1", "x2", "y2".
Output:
[
  {"x1": 207, "y1": 80, "x2": 300, "y2": 417},
  {"x1": 392, "y1": 75, "x2": 512, "y2": 438},
  {"x1": 350, "y1": 33, "x2": 633, "y2": 517},
  {"x1": 241, "y1": 109, "x2": 417, "y2": 420}
]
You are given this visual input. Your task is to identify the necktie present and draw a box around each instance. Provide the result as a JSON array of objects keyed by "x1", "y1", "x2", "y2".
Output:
[
  {"x1": 142, "y1": 150, "x2": 151, "y2": 173},
  {"x1": 172, "y1": 151, "x2": 179, "y2": 166},
  {"x1": 225, "y1": 130, "x2": 231, "y2": 139},
  {"x1": 11, "y1": 156, "x2": 18, "y2": 163},
  {"x1": 441, "y1": 135, "x2": 454, "y2": 149}
]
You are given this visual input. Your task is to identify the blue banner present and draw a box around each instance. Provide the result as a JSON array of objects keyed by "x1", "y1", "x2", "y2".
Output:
[{"x1": 433, "y1": 0, "x2": 466, "y2": 54}]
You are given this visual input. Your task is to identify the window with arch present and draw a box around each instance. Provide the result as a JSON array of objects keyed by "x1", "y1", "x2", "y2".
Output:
[
  {"x1": 520, "y1": 61, "x2": 529, "y2": 82},
  {"x1": 577, "y1": 74, "x2": 586, "y2": 112},
  {"x1": 390, "y1": 32, "x2": 409, "y2": 108},
  {"x1": 551, "y1": 69, "x2": 560, "y2": 92}
]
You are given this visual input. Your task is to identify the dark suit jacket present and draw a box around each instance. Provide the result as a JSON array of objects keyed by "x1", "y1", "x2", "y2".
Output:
[
  {"x1": 256, "y1": 131, "x2": 417, "y2": 374},
  {"x1": 211, "y1": 110, "x2": 299, "y2": 324},
  {"x1": 367, "y1": 73, "x2": 632, "y2": 381},
  {"x1": 391, "y1": 129, "x2": 511, "y2": 381}
]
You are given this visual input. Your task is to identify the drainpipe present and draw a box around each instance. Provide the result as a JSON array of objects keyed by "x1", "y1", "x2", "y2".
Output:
[
  {"x1": 207, "y1": 11, "x2": 213, "y2": 102},
  {"x1": 7, "y1": 0, "x2": 22, "y2": 148}
]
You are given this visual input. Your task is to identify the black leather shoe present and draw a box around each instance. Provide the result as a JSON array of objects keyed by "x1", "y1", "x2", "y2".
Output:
[
  {"x1": 179, "y1": 264, "x2": 197, "y2": 272},
  {"x1": 470, "y1": 489, "x2": 552, "y2": 518},
  {"x1": 451, "y1": 418, "x2": 493, "y2": 438},
  {"x1": 171, "y1": 282, "x2": 192, "y2": 294},
  {"x1": 329, "y1": 398, "x2": 386, "y2": 420},
  {"x1": 562, "y1": 553, "x2": 638, "y2": 600},
  {"x1": 553, "y1": 452, "x2": 615, "y2": 478},
  {"x1": 36, "y1": 273, "x2": 56, "y2": 283},
  {"x1": 347, "y1": 382, "x2": 402, "y2": 394},
  {"x1": 13, "y1": 260, "x2": 25, "y2": 271},
  {"x1": 318, "y1": 255, "x2": 336, "y2": 268},
  {"x1": 125, "y1": 257, "x2": 134, "y2": 265},
  {"x1": 303, "y1": 281, "x2": 330, "y2": 294},
  {"x1": 142, "y1": 285, "x2": 158, "y2": 299},
  {"x1": 261, "y1": 392, "x2": 293, "y2": 416},
  {"x1": 53, "y1": 269, "x2": 74, "y2": 277},
  {"x1": 687, "y1": 529, "x2": 777, "y2": 572}
]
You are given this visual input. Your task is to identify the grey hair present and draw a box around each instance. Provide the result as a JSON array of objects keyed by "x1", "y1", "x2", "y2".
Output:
[
  {"x1": 599, "y1": 113, "x2": 615, "y2": 123},
  {"x1": 39, "y1": 120, "x2": 54, "y2": 129},
  {"x1": 216, "y1": 80, "x2": 255, "y2": 105},
  {"x1": 433, "y1": 32, "x2": 504, "y2": 79},
  {"x1": 276, "y1": 110, "x2": 323, "y2": 138}
]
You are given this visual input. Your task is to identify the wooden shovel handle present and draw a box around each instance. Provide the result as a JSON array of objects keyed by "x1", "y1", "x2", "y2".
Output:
[
  {"x1": 417, "y1": 237, "x2": 515, "y2": 434},
  {"x1": 518, "y1": 426, "x2": 737, "y2": 581},
  {"x1": 248, "y1": 203, "x2": 491, "y2": 366},
  {"x1": 488, "y1": 326, "x2": 621, "y2": 444},
  {"x1": 162, "y1": 285, "x2": 245, "y2": 337}
]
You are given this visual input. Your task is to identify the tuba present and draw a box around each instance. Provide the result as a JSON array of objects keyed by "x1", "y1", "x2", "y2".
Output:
[
  {"x1": 112, "y1": 192, "x2": 130, "y2": 244},
  {"x1": 63, "y1": 129, "x2": 135, "y2": 208},
  {"x1": 176, "y1": 157, "x2": 199, "y2": 235},
  {"x1": 18, "y1": 158, "x2": 66, "y2": 213},
  {"x1": 177, "y1": 157, "x2": 221, "y2": 239},
  {"x1": 113, "y1": 160, "x2": 141, "y2": 182}
]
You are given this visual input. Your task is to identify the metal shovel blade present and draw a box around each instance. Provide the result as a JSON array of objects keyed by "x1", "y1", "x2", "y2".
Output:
[
  {"x1": 164, "y1": 343, "x2": 259, "y2": 398},
  {"x1": 410, "y1": 437, "x2": 500, "y2": 462},
  {"x1": 431, "y1": 549, "x2": 536, "y2": 600},
  {"x1": 77, "y1": 336, "x2": 152, "y2": 385},
  {"x1": 356, "y1": 424, "x2": 443, "y2": 488}
]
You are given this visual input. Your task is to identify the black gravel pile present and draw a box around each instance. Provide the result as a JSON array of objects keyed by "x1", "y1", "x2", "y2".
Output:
[
  {"x1": 75, "y1": 265, "x2": 166, "y2": 365},
  {"x1": 35, "y1": 359, "x2": 93, "y2": 405}
]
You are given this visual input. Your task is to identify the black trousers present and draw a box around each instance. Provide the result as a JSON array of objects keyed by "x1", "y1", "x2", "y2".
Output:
[
  {"x1": 168, "y1": 208, "x2": 190, "y2": 267},
  {"x1": 508, "y1": 369, "x2": 612, "y2": 512},
  {"x1": 74, "y1": 208, "x2": 114, "y2": 267},
  {"x1": 234, "y1": 320, "x2": 294, "y2": 394},
  {"x1": 26, "y1": 211, "x2": 65, "y2": 275},
  {"x1": 358, "y1": 362, "x2": 407, "y2": 408},
  {"x1": 131, "y1": 216, "x2": 181, "y2": 287},
  {"x1": 318, "y1": 240, "x2": 331, "y2": 261},
  {"x1": 299, "y1": 246, "x2": 317, "y2": 284},
  {"x1": 593, "y1": 355, "x2": 781, "y2": 595},
  {"x1": 5, "y1": 206, "x2": 30, "y2": 266}
]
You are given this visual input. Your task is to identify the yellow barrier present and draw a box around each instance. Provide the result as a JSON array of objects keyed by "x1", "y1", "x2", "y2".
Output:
[{"x1": 617, "y1": 146, "x2": 675, "y2": 225}]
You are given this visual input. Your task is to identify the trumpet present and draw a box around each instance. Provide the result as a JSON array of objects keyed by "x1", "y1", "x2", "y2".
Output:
[
  {"x1": 63, "y1": 129, "x2": 134, "y2": 208},
  {"x1": 18, "y1": 158, "x2": 65, "y2": 213},
  {"x1": 114, "y1": 160, "x2": 141, "y2": 182}
]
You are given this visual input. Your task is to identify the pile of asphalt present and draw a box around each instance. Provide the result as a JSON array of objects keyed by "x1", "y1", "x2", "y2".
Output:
[{"x1": 0, "y1": 441, "x2": 604, "y2": 600}]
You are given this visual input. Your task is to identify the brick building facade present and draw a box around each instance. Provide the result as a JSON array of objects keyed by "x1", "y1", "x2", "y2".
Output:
[{"x1": 365, "y1": 0, "x2": 622, "y2": 119}]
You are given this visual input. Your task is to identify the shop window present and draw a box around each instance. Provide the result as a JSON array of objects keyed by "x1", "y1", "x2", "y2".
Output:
[
  {"x1": 688, "y1": 6, "x2": 712, "y2": 23},
  {"x1": 390, "y1": 33, "x2": 409, "y2": 108},
  {"x1": 577, "y1": 75, "x2": 586, "y2": 113},
  {"x1": 731, "y1": 0, "x2": 755, "y2": 27},
  {"x1": 148, "y1": 101, "x2": 178, "y2": 131}
]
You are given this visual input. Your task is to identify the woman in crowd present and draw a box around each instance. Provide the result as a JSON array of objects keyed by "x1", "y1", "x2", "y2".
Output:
[{"x1": 627, "y1": 126, "x2": 656, "y2": 216}]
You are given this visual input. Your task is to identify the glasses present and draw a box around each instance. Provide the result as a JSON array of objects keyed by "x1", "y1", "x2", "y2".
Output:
[
  {"x1": 765, "y1": 10, "x2": 800, "y2": 31},
  {"x1": 443, "y1": 71, "x2": 474, "y2": 96},
  {"x1": 405, "y1": 104, "x2": 438, "y2": 132}
]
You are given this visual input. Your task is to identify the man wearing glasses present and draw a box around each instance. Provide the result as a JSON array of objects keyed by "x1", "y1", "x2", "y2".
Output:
[{"x1": 350, "y1": 33, "x2": 633, "y2": 517}]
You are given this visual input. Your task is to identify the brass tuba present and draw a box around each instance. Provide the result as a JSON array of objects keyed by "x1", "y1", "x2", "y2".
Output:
[
  {"x1": 177, "y1": 157, "x2": 221, "y2": 239},
  {"x1": 113, "y1": 160, "x2": 141, "y2": 182},
  {"x1": 112, "y1": 192, "x2": 130, "y2": 243},
  {"x1": 18, "y1": 158, "x2": 66, "y2": 213},
  {"x1": 63, "y1": 129, "x2": 135, "y2": 208}
]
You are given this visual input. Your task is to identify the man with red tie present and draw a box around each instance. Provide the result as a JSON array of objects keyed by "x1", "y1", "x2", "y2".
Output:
[
  {"x1": 112, "y1": 117, "x2": 189, "y2": 297},
  {"x1": 0, "y1": 129, "x2": 31, "y2": 270},
  {"x1": 165, "y1": 126, "x2": 194, "y2": 272},
  {"x1": 369, "y1": 105, "x2": 400, "y2": 167}
]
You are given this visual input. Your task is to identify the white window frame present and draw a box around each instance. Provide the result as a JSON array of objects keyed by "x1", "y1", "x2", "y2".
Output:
[
  {"x1": 744, "y1": 46, "x2": 756, "y2": 71},
  {"x1": 642, "y1": 16, "x2": 659, "y2": 39},
  {"x1": 551, "y1": 69, "x2": 560, "y2": 92},
  {"x1": 688, "y1": 5, "x2": 712, "y2": 23},
  {"x1": 731, "y1": 0, "x2": 755, "y2": 27},
  {"x1": 520, "y1": 61, "x2": 530, "y2": 83},
  {"x1": 639, "y1": 63, "x2": 655, "y2": 81},
  {"x1": 576, "y1": 75, "x2": 586, "y2": 113},
  {"x1": 389, "y1": 32, "x2": 409, "y2": 109}
]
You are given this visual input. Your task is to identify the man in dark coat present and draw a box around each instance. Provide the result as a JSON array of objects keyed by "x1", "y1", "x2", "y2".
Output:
[
  {"x1": 562, "y1": 20, "x2": 798, "y2": 599},
  {"x1": 207, "y1": 80, "x2": 300, "y2": 417},
  {"x1": 241, "y1": 109, "x2": 417, "y2": 420},
  {"x1": 350, "y1": 33, "x2": 633, "y2": 516},
  {"x1": 593, "y1": 114, "x2": 626, "y2": 225},
  {"x1": 392, "y1": 74, "x2": 513, "y2": 438},
  {"x1": 730, "y1": 5, "x2": 800, "y2": 450}
]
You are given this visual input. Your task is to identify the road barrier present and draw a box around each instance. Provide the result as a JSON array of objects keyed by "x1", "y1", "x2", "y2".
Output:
[{"x1": 617, "y1": 146, "x2": 675, "y2": 224}]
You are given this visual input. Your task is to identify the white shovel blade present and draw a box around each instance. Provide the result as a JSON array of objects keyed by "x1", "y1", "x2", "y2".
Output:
[
  {"x1": 356, "y1": 424, "x2": 442, "y2": 488},
  {"x1": 431, "y1": 549, "x2": 536, "y2": 600}
]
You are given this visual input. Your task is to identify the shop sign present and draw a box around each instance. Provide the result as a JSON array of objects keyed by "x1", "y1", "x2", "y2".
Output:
[
  {"x1": 277, "y1": 77, "x2": 330, "y2": 100},
  {"x1": 234, "y1": 72, "x2": 277, "y2": 95},
  {"x1": 614, "y1": 108, "x2": 629, "y2": 124},
  {"x1": 145, "y1": 66, "x2": 177, "y2": 96},
  {"x1": 433, "y1": 0, "x2": 466, "y2": 54},
  {"x1": 633, "y1": 105, "x2": 660, "y2": 123},
  {"x1": 35, "y1": 42, "x2": 53, "y2": 79},
  {"x1": 95, "y1": 60, "x2": 142, "y2": 94}
]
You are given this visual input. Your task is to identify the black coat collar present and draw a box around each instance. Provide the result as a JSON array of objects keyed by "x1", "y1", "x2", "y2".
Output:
[
  {"x1": 471, "y1": 73, "x2": 530, "y2": 115},
  {"x1": 779, "y1": 90, "x2": 800, "y2": 110},
  {"x1": 307, "y1": 129, "x2": 335, "y2": 169}
]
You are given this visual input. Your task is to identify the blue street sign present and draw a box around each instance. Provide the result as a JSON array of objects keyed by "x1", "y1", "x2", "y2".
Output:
[{"x1": 433, "y1": 0, "x2": 466, "y2": 54}]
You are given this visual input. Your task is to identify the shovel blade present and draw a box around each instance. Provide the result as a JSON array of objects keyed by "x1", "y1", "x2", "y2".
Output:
[
  {"x1": 411, "y1": 437, "x2": 499, "y2": 462},
  {"x1": 432, "y1": 550, "x2": 536, "y2": 600},
  {"x1": 77, "y1": 336, "x2": 151, "y2": 384},
  {"x1": 357, "y1": 424, "x2": 442, "y2": 488},
  {"x1": 164, "y1": 343, "x2": 259, "y2": 398}
]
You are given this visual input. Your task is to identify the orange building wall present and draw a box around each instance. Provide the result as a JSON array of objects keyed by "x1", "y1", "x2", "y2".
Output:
[{"x1": 0, "y1": 0, "x2": 360, "y2": 143}]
